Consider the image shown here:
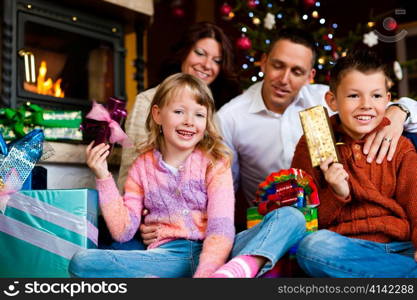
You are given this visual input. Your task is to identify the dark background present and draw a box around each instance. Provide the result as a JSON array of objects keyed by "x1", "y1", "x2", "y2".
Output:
[{"x1": 146, "y1": 0, "x2": 417, "y2": 89}]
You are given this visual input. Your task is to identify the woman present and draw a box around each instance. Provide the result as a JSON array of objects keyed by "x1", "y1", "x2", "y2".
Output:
[{"x1": 118, "y1": 22, "x2": 240, "y2": 188}]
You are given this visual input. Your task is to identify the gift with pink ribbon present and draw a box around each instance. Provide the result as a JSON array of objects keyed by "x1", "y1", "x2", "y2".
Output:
[{"x1": 82, "y1": 97, "x2": 132, "y2": 148}]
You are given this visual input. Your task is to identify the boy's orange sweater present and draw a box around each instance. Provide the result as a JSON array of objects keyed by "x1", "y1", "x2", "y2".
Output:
[{"x1": 292, "y1": 115, "x2": 417, "y2": 248}]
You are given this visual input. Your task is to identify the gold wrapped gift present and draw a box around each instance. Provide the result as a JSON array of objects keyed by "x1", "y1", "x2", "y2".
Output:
[{"x1": 299, "y1": 105, "x2": 339, "y2": 167}]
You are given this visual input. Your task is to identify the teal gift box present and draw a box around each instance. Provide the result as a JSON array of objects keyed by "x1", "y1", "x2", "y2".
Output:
[{"x1": 0, "y1": 189, "x2": 98, "y2": 277}]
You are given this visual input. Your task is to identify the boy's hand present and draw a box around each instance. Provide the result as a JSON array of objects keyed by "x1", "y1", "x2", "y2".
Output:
[
  {"x1": 320, "y1": 158, "x2": 350, "y2": 199},
  {"x1": 85, "y1": 142, "x2": 111, "y2": 179},
  {"x1": 363, "y1": 105, "x2": 406, "y2": 164}
]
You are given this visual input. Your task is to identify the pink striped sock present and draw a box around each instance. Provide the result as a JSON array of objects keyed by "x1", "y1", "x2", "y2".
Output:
[{"x1": 211, "y1": 255, "x2": 260, "y2": 278}]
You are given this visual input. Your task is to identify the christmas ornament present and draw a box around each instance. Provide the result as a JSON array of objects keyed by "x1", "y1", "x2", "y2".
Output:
[
  {"x1": 383, "y1": 17, "x2": 397, "y2": 31},
  {"x1": 171, "y1": 7, "x2": 185, "y2": 18},
  {"x1": 393, "y1": 61, "x2": 403, "y2": 80},
  {"x1": 220, "y1": 3, "x2": 232, "y2": 16},
  {"x1": 247, "y1": 0, "x2": 257, "y2": 9},
  {"x1": 253, "y1": 17, "x2": 261, "y2": 25},
  {"x1": 363, "y1": 31, "x2": 378, "y2": 47},
  {"x1": 367, "y1": 21, "x2": 376, "y2": 28},
  {"x1": 303, "y1": 0, "x2": 316, "y2": 7},
  {"x1": 264, "y1": 12, "x2": 276, "y2": 30},
  {"x1": 236, "y1": 35, "x2": 252, "y2": 50}
]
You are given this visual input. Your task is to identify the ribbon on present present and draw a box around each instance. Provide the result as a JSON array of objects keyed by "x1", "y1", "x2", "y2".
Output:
[
  {"x1": 0, "y1": 191, "x2": 98, "y2": 257},
  {"x1": 86, "y1": 101, "x2": 132, "y2": 147},
  {"x1": 29, "y1": 106, "x2": 82, "y2": 129},
  {"x1": 0, "y1": 107, "x2": 26, "y2": 138},
  {"x1": 0, "y1": 132, "x2": 7, "y2": 156},
  {"x1": 1, "y1": 103, "x2": 45, "y2": 138},
  {"x1": 0, "y1": 169, "x2": 20, "y2": 213},
  {"x1": 0, "y1": 129, "x2": 45, "y2": 213}
]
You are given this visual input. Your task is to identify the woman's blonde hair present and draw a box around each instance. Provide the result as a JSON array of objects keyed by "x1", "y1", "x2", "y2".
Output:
[{"x1": 137, "y1": 73, "x2": 232, "y2": 165}]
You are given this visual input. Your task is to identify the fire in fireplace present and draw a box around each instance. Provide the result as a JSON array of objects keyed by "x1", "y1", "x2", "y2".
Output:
[{"x1": 1, "y1": 0, "x2": 126, "y2": 112}]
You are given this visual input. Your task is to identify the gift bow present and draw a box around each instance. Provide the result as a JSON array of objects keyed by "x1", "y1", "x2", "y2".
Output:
[
  {"x1": 1, "y1": 107, "x2": 26, "y2": 138},
  {"x1": 1, "y1": 103, "x2": 46, "y2": 138},
  {"x1": 86, "y1": 101, "x2": 132, "y2": 147}
]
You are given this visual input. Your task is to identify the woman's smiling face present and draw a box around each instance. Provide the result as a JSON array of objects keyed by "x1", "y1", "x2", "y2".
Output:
[{"x1": 181, "y1": 37, "x2": 222, "y2": 85}]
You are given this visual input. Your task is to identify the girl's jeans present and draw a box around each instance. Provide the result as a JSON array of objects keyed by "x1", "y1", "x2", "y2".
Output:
[
  {"x1": 296, "y1": 229, "x2": 417, "y2": 278},
  {"x1": 69, "y1": 206, "x2": 306, "y2": 278}
]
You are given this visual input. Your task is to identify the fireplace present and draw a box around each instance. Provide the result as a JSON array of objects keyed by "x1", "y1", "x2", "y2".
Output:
[{"x1": 1, "y1": 0, "x2": 126, "y2": 112}]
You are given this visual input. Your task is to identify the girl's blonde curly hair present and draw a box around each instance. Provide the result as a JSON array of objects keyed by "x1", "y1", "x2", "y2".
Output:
[{"x1": 137, "y1": 73, "x2": 232, "y2": 165}]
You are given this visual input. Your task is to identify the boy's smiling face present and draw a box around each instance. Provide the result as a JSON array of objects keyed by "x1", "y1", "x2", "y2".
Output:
[{"x1": 326, "y1": 70, "x2": 390, "y2": 140}]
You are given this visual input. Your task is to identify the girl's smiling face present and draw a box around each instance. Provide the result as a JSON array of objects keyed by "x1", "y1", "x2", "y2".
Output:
[{"x1": 152, "y1": 86, "x2": 207, "y2": 156}]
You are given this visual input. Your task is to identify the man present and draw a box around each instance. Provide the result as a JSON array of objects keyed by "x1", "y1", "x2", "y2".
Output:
[{"x1": 217, "y1": 28, "x2": 417, "y2": 212}]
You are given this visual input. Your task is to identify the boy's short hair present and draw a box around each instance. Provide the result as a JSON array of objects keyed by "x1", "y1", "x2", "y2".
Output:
[
  {"x1": 329, "y1": 48, "x2": 391, "y2": 92},
  {"x1": 267, "y1": 27, "x2": 317, "y2": 68}
]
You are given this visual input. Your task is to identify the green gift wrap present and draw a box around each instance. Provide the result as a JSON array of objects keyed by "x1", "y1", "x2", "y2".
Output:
[
  {"x1": 0, "y1": 125, "x2": 82, "y2": 141},
  {"x1": 0, "y1": 189, "x2": 98, "y2": 277},
  {"x1": 0, "y1": 104, "x2": 82, "y2": 141},
  {"x1": 31, "y1": 110, "x2": 82, "y2": 128}
]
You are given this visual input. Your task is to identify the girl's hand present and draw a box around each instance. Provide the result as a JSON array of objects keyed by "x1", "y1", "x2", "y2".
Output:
[
  {"x1": 320, "y1": 157, "x2": 350, "y2": 199},
  {"x1": 86, "y1": 142, "x2": 111, "y2": 179}
]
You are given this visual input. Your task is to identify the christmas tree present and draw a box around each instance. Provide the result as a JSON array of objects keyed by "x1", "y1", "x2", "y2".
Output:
[{"x1": 217, "y1": 0, "x2": 402, "y2": 89}]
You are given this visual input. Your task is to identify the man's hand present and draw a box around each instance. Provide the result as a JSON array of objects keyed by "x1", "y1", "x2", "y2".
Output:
[
  {"x1": 363, "y1": 105, "x2": 407, "y2": 164},
  {"x1": 320, "y1": 158, "x2": 350, "y2": 199},
  {"x1": 139, "y1": 209, "x2": 158, "y2": 245}
]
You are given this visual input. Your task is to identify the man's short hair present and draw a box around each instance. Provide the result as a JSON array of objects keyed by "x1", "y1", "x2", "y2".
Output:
[
  {"x1": 329, "y1": 48, "x2": 390, "y2": 92},
  {"x1": 267, "y1": 27, "x2": 317, "y2": 68}
]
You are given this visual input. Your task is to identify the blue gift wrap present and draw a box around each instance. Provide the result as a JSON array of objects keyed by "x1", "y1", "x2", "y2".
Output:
[{"x1": 0, "y1": 189, "x2": 98, "y2": 277}]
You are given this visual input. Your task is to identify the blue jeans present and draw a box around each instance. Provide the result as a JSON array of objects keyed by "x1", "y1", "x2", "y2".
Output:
[
  {"x1": 69, "y1": 239, "x2": 202, "y2": 278},
  {"x1": 296, "y1": 229, "x2": 417, "y2": 278},
  {"x1": 231, "y1": 206, "x2": 306, "y2": 277},
  {"x1": 69, "y1": 206, "x2": 306, "y2": 278}
]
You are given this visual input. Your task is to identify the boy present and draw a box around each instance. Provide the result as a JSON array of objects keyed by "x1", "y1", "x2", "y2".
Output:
[{"x1": 291, "y1": 49, "x2": 417, "y2": 277}]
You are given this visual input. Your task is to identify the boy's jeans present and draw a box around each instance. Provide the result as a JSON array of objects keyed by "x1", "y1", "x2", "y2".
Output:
[
  {"x1": 296, "y1": 229, "x2": 417, "y2": 278},
  {"x1": 69, "y1": 206, "x2": 306, "y2": 277}
]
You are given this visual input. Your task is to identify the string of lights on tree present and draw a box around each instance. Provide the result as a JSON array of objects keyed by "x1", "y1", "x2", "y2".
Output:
[{"x1": 218, "y1": 0, "x2": 404, "y2": 89}]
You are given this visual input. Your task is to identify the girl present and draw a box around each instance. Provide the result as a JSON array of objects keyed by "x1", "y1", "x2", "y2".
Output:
[
  {"x1": 69, "y1": 73, "x2": 235, "y2": 278},
  {"x1": 118, "y1": 22, "x2": 241, "y2": 189}
]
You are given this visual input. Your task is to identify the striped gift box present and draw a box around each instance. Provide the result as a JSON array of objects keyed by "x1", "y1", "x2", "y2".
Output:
[{"x1": 0, "y1": 189, "x2": 98, "y2": 277}]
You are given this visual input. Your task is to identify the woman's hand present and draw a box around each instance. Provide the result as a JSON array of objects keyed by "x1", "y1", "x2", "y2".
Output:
[
  {"x1": 363, "y1": 105, "x2": 407, "y2": 164},
  {"x1": 85, "y1": 142, "x2": 111, "y2": 179},
  {"x1": 320, "y1": 158, "x2": 350, "y2": 199}
]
